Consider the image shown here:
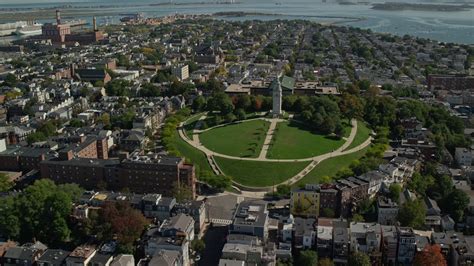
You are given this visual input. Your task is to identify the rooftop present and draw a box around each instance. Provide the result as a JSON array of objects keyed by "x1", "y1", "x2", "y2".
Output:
[
  {"x1": 69, "y1": 245, "x2": 96, "y2": 258},
  {"x1": 233, "y1": 200, "x2": 268, "y2": 228},
  {"x1": 38, "y1": 249, "x2": 70, "y2": 264}
]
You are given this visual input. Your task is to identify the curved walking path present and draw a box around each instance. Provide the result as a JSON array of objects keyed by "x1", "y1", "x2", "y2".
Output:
[
  {"x1": 180, "y1": 117, "x2": 361, "y2": 163},
  {"x1": 179, "y1": 116, "x2": 373, "y2": 195}
]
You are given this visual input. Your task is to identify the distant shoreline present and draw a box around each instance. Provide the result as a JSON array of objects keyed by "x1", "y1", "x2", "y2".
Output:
[
  {"x1": 371, "y1": 2, "x2": 473, "y2": 12},
  {"x1": 213, "y1": 11, "x2": 365, "y2": 24}
]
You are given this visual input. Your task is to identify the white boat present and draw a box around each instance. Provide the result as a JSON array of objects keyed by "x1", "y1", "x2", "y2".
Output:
[{"x1": 15, "y1": 23, "x2": 43, "y2": 36}]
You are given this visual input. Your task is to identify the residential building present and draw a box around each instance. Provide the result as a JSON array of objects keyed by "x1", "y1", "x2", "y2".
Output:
[
  {"x1": 317, "y1": 218, "x2": 334, "y2": 258},
  {"x1": 142, "y1": 194, "x2": 176, "y2": 220},
  {"x1": 110, "y1": 254, "x2": 134, "y2": 266},
  {"x1": 294, "y1": 217, "x2": 316, "y2": 249},
  {"x1": 88, "y1": 253, "x2": 113, "y2": 266},
  {"x1": 427, "y1": 74, "x2": 474, "y2": 91},
  {"x1": 456, "y1": 147, "x2": 472, "y2": 166},
  {"x1": 333, "y1": 220, "x2": 349, "y2": 265},
  {"x1": 172, "y1": 200, "x2": 207, "y2": 236},
  {"x1": 65, "y1": 245, "x2": 96, "y2": 266},
  {"x1": 349, "y1": 222, "x2": 382, "y2": 264},
  {"x1": 142, "y1": 225, "x2": 190, "y2": 266},
  {"x1": 159, "y1": 213, "x2": 195, "y2": 242},
  {"x1": 2, "y1": 246, "x2": 42, "y2": 266},
  {"x1": 290, "y1": 184, "x2": 320, "y2": 217},
  {"x1": 40, "y1": 154, "x2": 196, "y2": 197},
  {"x1": 381, "y1": 226, "x2": 398, "y2": 266},
  {"x1": 172, "y1": 64, "x2": 189, "y2": 81},
  {"x1": 357, "y1": 170, "x2": 385, "y2": 198},
  {"x1": 319, "y1": 184, "x2": 338, "y2": 216},
  {"x1": 377, "y1": 197, "x2": 399, "y2": 225},
  {"x1": 148, "y1": 250, "x2": 182, "y2": 266},
  {"x1": 397, "y1": 227, "x2": 416, "y2": 266},
  {"x1": 230, "y1": 201, "x2": 269, "y2": 241},
  {"x1": 37, "y1": 249, "x2": 70, "y2": 266}
]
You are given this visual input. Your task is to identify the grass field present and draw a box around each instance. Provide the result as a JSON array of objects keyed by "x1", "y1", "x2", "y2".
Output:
[
  {"x1": 183, "y1": 113, "x2": 205, "y2": 138},
  {"x1": 215, "y1": 156, "x2": 309, "y2": 187},
  {"x1": 171, "y1": 128, "x2": 213, "y2": 174},
  {"x1": 267, "y1": 121, "x2": 347, "y2": 159},
  {"x1": 199, "y1": 119, "x2": 270, "y2": 158},
  {"x1": 344, "y1": 121, "x2": 371, "y2": 151},
  {"x1": 294, "y1": 147, "x2": 369, "y2": 187}
]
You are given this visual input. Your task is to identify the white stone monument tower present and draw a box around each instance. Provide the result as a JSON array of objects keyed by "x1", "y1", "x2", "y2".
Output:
[{"x1": 272, "y1": 74, "x2": 282, "y2": 117}]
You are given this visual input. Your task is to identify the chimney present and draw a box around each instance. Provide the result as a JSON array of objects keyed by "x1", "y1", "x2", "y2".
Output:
[
  {"x1": 93, "y1": 16, "x2": 97, "y2": 32},
  {"x1": 56, "y1": 9, "x2": 61, "y2": 25}
]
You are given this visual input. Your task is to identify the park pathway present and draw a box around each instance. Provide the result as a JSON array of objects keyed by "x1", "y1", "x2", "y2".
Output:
[
  {"x1": 257, "y1": 118, "x2": 281, "y2": 159},
  {"x1": 178, "y1": 117, "x2": 373, "y2": 196},
  {"x1": 181, "y1": 118, "x2": 362, "y2": 163}
]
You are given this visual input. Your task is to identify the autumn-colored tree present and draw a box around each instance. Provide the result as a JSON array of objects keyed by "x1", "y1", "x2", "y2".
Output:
[
  {"x1": 99, "y1": 201, "x2": 149, "y2": 252},
  {"x1": 414, "y1": 245, "x2": 447, "y2": 266},
  {"x1": 252, "y1": 96, "x2": 263, "y2": 111},
  {"x1": 318, "y1": 258, "x2": 334, "y2": 266}
]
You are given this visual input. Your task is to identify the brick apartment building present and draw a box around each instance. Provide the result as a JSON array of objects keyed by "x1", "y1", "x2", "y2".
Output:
[
  {"x1": 39, "y1": 154, "x2": 196, "y2": 198},
  {"x1": 0, "y1": 135, "x2": 107, "y2": 174},
  {"x1": 427, "y1": 74, "x2": 474, "y2": 91}
]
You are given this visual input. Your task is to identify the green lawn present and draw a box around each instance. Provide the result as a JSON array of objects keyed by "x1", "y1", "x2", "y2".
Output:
[
  {"x1": 267, "y1": 121, "x2": 347, "y2": 159},
  {"x1": 215, "y1": 156, "x2": 309, "y2": 187},
  {"x1": 183, "y1": 113, "x2": 205, "y2": 138},
  {"x1": 294, "y1": 147, "x2": 369, "y2": 187},
  {"x1": 344, "y1": 121, "x2": 371, "y2": 151},
  {"x1": 171, "y1": 128, "x2": 213, "y2": 174},
  {"x1": 199, "y1": 119, "x2": 270, "y2": 158}
]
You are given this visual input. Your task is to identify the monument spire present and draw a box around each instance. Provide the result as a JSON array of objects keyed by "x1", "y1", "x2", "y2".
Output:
[{"x1": 272, "y1": 73, "x2": 283, "y2": 117}]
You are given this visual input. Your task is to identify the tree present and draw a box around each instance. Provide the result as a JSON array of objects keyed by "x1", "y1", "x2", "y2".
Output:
[
  {"x1": 97, "y1": 201, "x2": 148, "y2": 252},
  {"x1": 413, "y1": 244, "x2": 447, "y2": 266},
  {"x1": 433, "y1": 175, "x2": 453, "y2": 200},
  {"x1": 192, "y1": 96, "x2": 207, "y2": 111},
  {"x1": 408, "y1": 172, "x2": 434, "y2": 197},
  {"x1": 277, "y1": 184, "x2": 291, "y2": 195},
  {"x1": 388, "y1": 183, "x2": 402, "y2": 203},
  {"x1": 398, "y1": 199, "x2": 426, "y2": 229},
  {"x1": 234, "y1": 108, "x2": 246, "y2": 121},
  {"x1": 235, "y1": 94, "x2": 251, "y2": 111},
  {"x1": 334, "y1": 122, "x2": 345, "y2": 138},
  {"x1": 3, "y1": 73, "x2": 18, "y2": 87},
  {"x1": 318, "y1": 258, "x2": 334, "y2": 266},
  {"x1": 0, "y1": 173, "x2": 13, "y2": 192},
  {"x1": 98, "y1": 113, "x2": 111, "y2": 127},
  {"x1": 69, "y1": 118, "x2": 84, "y2": 128},
  {"x1": 37, "y1": 120, "x2": 57, "y2": 137},
  {"x1": 441, "y1": 189, "x2": 469, "y2": 222},
  {"x1": 201, "y1": 175, "x2": 232, "y2": 191},
  {"x1": 352, "y1": 213, "x2": 365, "y2": 222},
  {"x1": 348, "y1": 252, "x2": 370, "y2": 266},
  {"x1": 321, "y1": 208, "x2": 335, "y2": 218},
  {"x1": 172, "y1": 183, "x2": 194, "y2": 203},
  {"x1": 11, "y1": 179, "x2": 83, "y2": 245},
  {"x1": 207, "y1": 92, "x2": 234, "y2": 115},
  {"x1": 0, "y1": 196, "x2": 20, "y2": 239},
  {"x1": 319, "y1": 175, "x2": 332, "y2": 184},
  {"x1": 105, "y1": 79, "x2": 131, "y2": 96},
  {"x1": 276, "y1": 258, "x2": 293, "y2": 266},
  {"x1": 340, "y1": 93, "x2": 363, "y2": 120},
  {"x1": 297, "y1": 250, "x2": 318, "y2": 266},
  {"x1": 191, "y1": 238, "x2": 206, "y2": 253}
]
